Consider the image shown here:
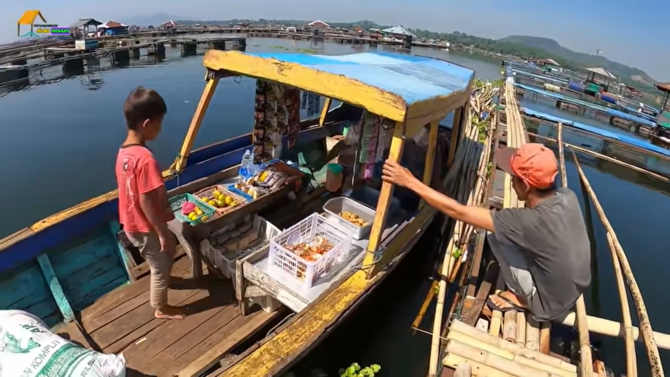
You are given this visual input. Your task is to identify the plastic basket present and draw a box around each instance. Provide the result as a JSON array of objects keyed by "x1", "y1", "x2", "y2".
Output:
[
  {"x1": 322, "y1": 197, "x2": 375, "y2": 240},
  {"x1": 193, "y1": 185, "x2": 249, "y2": 215},
  {"x1": 201, "y1": 215, "x2": 280, "y2": 278},
  {"x1": 269, "y1": 213, "x2": 351, "y2": 289},
  {"x1": 169, "y1": 193, "x2": 216, "y2": 226}
]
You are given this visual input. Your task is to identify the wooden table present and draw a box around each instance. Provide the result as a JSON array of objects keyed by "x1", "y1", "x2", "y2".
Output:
[{"x1": 168, "y1": 185, "x2": 294, "y2": 279}]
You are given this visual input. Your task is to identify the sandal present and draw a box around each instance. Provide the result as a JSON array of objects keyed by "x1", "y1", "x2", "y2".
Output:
[{"x1": 486, "y1": 293, "x2": 527, "y2": 313}]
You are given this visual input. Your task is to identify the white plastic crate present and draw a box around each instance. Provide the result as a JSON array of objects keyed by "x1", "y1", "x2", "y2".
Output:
[
  {"x1": 269, "y1": 213, "x2": 351, "y2": 288},
  {"x1": 201, "y1": 215, "x2": 280, "y2": 278}
]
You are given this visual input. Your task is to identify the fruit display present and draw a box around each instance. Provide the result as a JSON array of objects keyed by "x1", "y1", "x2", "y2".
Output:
[
  {"x1": 340, "y1": 211, "x2": 369, "y2": 227},
  {"x1": 234, "y1": 169, "x2": 289, "y2": 199},
  {"x1": 202, "y1": 189, "x2": 240, "y2": 209},
  {"x1": 284, "y1": 235, "x2": 334, "y2": 262},
  {"x1": 181, "y1": 201, "x2": 208, "y2": 222}
]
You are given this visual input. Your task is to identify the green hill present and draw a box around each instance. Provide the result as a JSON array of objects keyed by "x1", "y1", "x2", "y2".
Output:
[{"x1": 498, "y1": 36, "x2": 656, "y2": 86}]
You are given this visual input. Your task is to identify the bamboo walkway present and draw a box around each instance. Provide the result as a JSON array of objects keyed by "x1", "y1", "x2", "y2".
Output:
[{"x1": 430, "y1": 80, "x2": 668, "y2": 376}]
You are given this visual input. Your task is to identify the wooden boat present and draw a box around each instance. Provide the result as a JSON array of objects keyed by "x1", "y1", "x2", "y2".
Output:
[{"x1": 0, "y1": 49, "x2": 478, "y2": 376}]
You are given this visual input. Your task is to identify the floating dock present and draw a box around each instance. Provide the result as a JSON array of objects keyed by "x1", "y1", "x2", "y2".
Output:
[
  {"x1": 0, "y1": 35, "x2": 246, "y2": 87},
  {"x1": 514, "y1": 83, "x2": 657, "y2": 137}
]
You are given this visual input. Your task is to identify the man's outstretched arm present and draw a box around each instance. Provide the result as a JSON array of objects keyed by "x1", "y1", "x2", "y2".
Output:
[{"x1": 383, "y1": 159, "x2": 495, "y2": 232}]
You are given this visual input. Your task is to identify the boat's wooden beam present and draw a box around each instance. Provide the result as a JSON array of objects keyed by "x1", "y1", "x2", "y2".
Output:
[
  {"x1": 36, "y1": 254, "x2": 75, "y2": 322},
  {"x1": 447, "y1": 105, "x2": 464, "y2": 168},
  {"x1": 319, "y1": 97, "x2": 332, "y2": 126},
  {"x1": 108, "y1": 220, "x2": 137, "y2": 282},
  {"x1": 364, "y1": 122, "x2": 406, "y2": 279},
  {"x1": 171, "y1": 75, "x2": 220, "y2": 173},
  {"x1": 419, "y1": 119, "x2": 440, "y2": 211}
]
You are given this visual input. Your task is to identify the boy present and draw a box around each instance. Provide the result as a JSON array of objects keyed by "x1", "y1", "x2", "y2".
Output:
[{"x1": 116, "y1": 87, "x2": 186, "y2": 320}]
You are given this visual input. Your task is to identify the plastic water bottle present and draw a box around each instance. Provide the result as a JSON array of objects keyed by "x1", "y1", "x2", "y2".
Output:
[{"x1": 240, "y1": 149, "x2": 253, "y2": 178}]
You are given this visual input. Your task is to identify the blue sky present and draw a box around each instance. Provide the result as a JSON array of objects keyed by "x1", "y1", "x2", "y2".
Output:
[{"x1": 5, "y1": 0, "x2": 669, "y2": 80}]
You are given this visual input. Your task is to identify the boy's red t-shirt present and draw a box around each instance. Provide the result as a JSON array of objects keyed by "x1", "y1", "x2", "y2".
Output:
[{"x1": 116, "y1": 145, "x2": 165, "y2": 233}]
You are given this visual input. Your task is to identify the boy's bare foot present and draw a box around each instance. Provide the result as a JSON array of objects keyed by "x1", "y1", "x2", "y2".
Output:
[{"x1": 155, "y1": 306, "x2": 186, "y2": 320}]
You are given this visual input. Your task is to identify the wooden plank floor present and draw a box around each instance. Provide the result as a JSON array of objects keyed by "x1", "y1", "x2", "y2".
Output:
[{"x1": 59, "y1": 255, "x2": 278, "y2": 377}]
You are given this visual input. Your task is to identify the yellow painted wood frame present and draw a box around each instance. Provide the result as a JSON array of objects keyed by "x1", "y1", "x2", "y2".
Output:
[
  {"x1": 319, "y1": 98, "x2": 332, "y2": 126},
  {"x1": 447, "y1": 105, "x2": 465, "y2": 168},
  {"x1": 362, "y1": 122, "x2": 405, "y2": 278},
  {"x1": 419, "y1": 119, "x2": 440, "y2": 210},
  {"x1": 170, "y1": 75, "x2": 221, "y2": 173}
]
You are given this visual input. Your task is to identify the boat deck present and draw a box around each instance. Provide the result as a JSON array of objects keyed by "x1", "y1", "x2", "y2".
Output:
[{"x1": 58, "y1": 254, "x2": 279, "y2": 376}]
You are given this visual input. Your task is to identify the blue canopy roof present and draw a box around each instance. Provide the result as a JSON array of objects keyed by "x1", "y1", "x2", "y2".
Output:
[{"x1": 247, "y1": 52, "x2": 474, "y2": 107}]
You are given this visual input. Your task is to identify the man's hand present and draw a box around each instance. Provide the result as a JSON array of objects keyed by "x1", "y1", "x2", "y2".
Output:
[{"x1": 382, "y1": 159, "x2": 418, "y2": 188}]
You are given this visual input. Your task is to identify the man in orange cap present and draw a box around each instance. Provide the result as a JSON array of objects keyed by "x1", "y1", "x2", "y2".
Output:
[{"x1": 382, "y1": 143, "x2": 590, "y2": 322}]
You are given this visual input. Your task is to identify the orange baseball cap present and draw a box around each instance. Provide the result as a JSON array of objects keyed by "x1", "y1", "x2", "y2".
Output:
[{"x1": 495, "y1": 143, "x2": 558, "y2": 189}]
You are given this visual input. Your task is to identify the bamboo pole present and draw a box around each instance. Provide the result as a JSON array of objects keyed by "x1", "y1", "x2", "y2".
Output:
[
  {"x1": 525, "y1": 317, "x2": 540, "y2": 352},
  {"x1": 571, "y1": 150, "x2": 664, "y2": 377},
  {"x1": 446, "y1": 340, "x2": 572, "y2": 377},
  {"x1": 516, "y1": 312, "x2": 526, "y2": 347},
  {"x1": 559, "y1": 312, "x2": 670, "y2": 349},
  {"x1": 503, "y1": 311, "x2": 517, "y2": 343},
  {"x1": 607, "y1": 232, "x2": 637, "y2": 377},
  {"x1": 450, "y1": 320, "x2": 577, "y2": 372},
  {"x1": 429, "y1": 89, "x2": 498, "y2": 376},
  {"x1": 539, "y1": 322, "x2": 551, "y2": 355},
  {"x1": 557, "y1": 122, "x2": 593, "y2": 377}
]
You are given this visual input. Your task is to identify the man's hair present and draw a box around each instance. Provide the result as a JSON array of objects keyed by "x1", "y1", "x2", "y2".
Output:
[{"x1": 123, "y1": 87, "x2": 167, "y2": 130}]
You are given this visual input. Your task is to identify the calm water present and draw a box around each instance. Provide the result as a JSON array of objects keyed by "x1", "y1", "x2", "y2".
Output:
[{"x1": 1, "y1": 38, "x2": 668, "y2": 375}]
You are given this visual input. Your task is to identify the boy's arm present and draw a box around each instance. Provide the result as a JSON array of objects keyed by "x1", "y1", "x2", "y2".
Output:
[{"x1": 137, "y1": 159, "x2": 172, "y2": 238}]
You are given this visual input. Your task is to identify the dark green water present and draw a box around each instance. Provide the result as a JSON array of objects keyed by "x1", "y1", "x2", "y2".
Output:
[{"x1": 0, "y1": 37, "x2": 667, "y2": 376}]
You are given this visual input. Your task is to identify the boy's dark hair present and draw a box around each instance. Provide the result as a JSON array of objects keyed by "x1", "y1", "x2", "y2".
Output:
[{"x1": 123, "y1": 87, "x2": 167, "y2": 129}]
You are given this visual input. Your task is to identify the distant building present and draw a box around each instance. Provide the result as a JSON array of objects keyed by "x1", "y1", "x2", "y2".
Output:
[
  {"x1": 380, "y1": 26, "x2": 416, "y2": 40},
  {"x1": 307, "y1": 20, "x2": 329, "y2": 30},
  {"x1": 160, "y1": 20, "x2": 178, "y2": 29},
  {"x1": 97, "y1": 21, "x2": 128, "y2": 36},
  {"x1": 380, "y1": 26, "x2": 415, "y2": 48}
]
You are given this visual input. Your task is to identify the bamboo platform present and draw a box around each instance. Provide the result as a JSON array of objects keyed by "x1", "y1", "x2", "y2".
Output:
[
  {"x1": 438, "y1": 81, "x2": 593, "y2": 377},
  {"x1": 57, "y1": 254, "x2": 278, "y2": 376},
  {"x1": 437, "y1": 80, "x2": 670, "y2": 377}
]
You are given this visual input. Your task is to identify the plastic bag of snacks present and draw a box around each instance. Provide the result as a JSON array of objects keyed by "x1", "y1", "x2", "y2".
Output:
[{"x1": 0, "y1": 310, "x2": 126, "y2": 377}]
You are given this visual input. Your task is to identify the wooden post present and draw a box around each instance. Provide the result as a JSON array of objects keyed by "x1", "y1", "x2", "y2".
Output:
[
  {"x1": 447, "y1": 106, "x2": 464, "y2": 168},
  {"x1": 319, "y1": 97, "x2": 332, "y2": 126},
  {"x1": 557, "y1": 122, "x2": 594, "y2": 377},
  {"x1": 571, "y1": 150, "x2": 664, "y2": 377},
  {"x1": 363, "y1": 122, "x2": 405, "y2": 279},
  {"x1": 419, "y1": 119, "x2": 440, "y2": 210},
  {"x1": 171, "y1": 75, "x2": 220, "y2": 172},
  {"x1": 423, "y1": 119, "x2": 440, "y2": 186}
]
